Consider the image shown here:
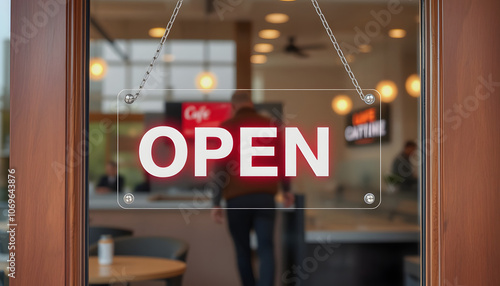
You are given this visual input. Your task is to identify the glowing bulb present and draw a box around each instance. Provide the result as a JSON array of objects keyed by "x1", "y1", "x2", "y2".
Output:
[
  {"x1": 91, "y1": 64, "x2": 103, "y2": 76},
  {"x1": 388, "y1": 29, "x2": 406, "y2": 38},
  {"x1": 196, "y1": 72, "x2": 217, "y2": 92},
  {"x1": 406, "y1": 74, "x2": 421, "y2": 97},
  {"x1": 258, "y1": 29, "x2": 280, "y2": 40},
  {"x1": 149, "y1": 27, "x2": 165, "y2": 38},
  {"x1": 89, "y1": 58, "x2": 107, "y2": 81},
  {"x1": 251, "y1": 55, "x2": 267, "y2": 64},
  {"x1": 332, "y1": 95, "x2": 353, "y2": 115},
  {"x1": 265, "y1": 13, "x2": 289, "y2": 24},
  {"x1": 254, "y1": 43, "x2": 274, "y2": 53},
  {"x1": 376, "y1": 80, "x2": 398, "y2": 103},
  {"x1": 200, "y1": 76, "x2": 213, "y2": 89},
  {"x1": 358, "y1": 44, "x2": 372, "y2": 53}
]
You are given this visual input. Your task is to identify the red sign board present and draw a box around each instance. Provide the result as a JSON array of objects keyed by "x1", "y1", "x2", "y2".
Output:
[{"x1": 181, "y1": 102, "x2": 232, "y2": 137}]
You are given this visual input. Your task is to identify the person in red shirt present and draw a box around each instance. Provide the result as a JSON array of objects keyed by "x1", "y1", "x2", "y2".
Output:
[{"x1": 211, "y1": 91, "x2": 294, "y2": 286}]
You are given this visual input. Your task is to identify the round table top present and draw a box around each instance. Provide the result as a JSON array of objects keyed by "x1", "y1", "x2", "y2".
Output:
[{"x1": 88, "y1": 256, "x2": 186, "y2": 284}]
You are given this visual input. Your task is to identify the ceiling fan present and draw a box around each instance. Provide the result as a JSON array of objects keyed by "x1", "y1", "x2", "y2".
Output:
[{"x1": 284, "y1": 36, "x2": 326, "y2": 58}]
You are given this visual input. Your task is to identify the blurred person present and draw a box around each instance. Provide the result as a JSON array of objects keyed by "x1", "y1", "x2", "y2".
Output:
[
  {"x1": 391, "y1": 140, "x2": 418, "y2": 191},
  {"x1": 96, "y1": 161, "x2": 124, "y2": 194},
  {"x1": 211, "y1": 91, "x2": 294, "y2": 286}
]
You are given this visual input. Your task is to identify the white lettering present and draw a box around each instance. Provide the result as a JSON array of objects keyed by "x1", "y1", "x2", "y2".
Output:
[
  {"x1": 285, "y1": 127, "x2": 329, "y2": 177},
  {"x1": 139, "y1": 126, "x2": 188, "y2": 178}
]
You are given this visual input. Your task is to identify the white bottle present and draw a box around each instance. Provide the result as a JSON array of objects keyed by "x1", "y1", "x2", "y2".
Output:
[{"x1": 98, "y1": 234, "x2": 114, "y2": 265}]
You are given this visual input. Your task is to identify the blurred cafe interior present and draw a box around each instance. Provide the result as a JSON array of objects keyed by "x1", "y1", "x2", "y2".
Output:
[{"x1": 1, "y1": 0, "x2": 422, "y2": 285}]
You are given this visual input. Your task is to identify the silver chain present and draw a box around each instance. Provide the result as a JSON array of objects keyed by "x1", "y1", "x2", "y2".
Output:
[
  {"x1": 126, "y1": 0, "x2": 184, "y2": 103},
  {"x1": 311, "y1": 0, "x2": 374, "y2": 104},
  {"x1": 126, "y1": 0, "x2": 374, "y2": 105}
]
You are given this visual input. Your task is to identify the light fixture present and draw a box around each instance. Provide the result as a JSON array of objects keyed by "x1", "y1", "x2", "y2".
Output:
[
  {"x1": 331, "y1": 95, "x2": 353, "y2": 115},
  {"x1": 254, "y1": 43, "x2": 274, "y2": 53},
  {"x1": 251, "y1": 55, "x2": 267, "y2": 64},
  {"x1": 388, "y1": 29, "x2": 406, "y2": 38},
  {"x1": 89, "y1": 57, "x2": 107, "y2": 81},
  {"x1": 258, "y1": 29, "x2": 280, "y2": 40},
  {"x1": 149, "y1": 27, "x2": 165, "y2": 38},
  {"x1": 265, "y1": 13, "x2": 289, "y2": 24},
  {"x1": 358, "y1": 44, "x2": 372, "y2": 53},
  {"x1": 406, "y1": 74, "x2": 421, "y2": 97},
  {"x1": 162, "y1": 54, "x2": 175, "y2": 62},
  {"x1": 196, "y1": 71, "x2": 217, "y2": 92},
  {"x1": 376, "y1": 80, "x2": 398, "y2": 102}
]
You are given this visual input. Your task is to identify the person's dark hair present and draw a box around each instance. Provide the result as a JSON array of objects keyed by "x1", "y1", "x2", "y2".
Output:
[
  {"x1": 404, "y1": 141, "x2": 417, "y2": 148},
  {"x1": 231, "y1": 91, "x2": 252, "y2": 105}
]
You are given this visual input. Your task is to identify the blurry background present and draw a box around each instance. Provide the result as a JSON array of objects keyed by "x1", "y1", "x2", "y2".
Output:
[
  {"x1": 0, "y1": 0, "x2": 421, "y2": 285},
  {"x1": 88, "y1": 0, "x2": 421, "y2": 286}
]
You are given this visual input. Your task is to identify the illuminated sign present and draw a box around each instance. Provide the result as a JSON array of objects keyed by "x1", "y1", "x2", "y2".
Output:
[
  {"x1": 344, "y1": 105, "x2": 390, "y2": 146},
  {"x1": 138, "y1": 126, "x2": 329, "y2": 178}
]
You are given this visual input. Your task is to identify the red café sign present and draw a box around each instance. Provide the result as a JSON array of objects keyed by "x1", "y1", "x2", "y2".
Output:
[{"x1": 181, "y1": 102, "x2": 232, "y2": 138}]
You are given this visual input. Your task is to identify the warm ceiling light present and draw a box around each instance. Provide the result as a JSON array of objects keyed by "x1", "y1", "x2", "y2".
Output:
[
  {"x1": 376, "y1": 80, "x2": 398, "y2": 103},
  {"x1": 149, "y1": 27, "x2": 165, "y2": 38},
  {"x1": 196, "y1": 71, "x2": 217, "y2": 92},
  {"x1": 265, "y1": 13, "x2": 289, "y2": 24},
  {"x1": 358, "y1": 44, "x2": 372, "y2": 53},
  {"x1": 258, "y1": 29, "x2": 280, "y2": 40},
  {"x1": 331, "y1": 95, "x2": 353, "y2": 115},
  {"x1": 162, "y1": 54, "x2": 175, "y2": 62},
  {"x1": 388, "y1": 29, "x2": 406, "y2": 38},
  {"x1": 251, "y1": 55, "x2": 267, "y2": 64},
  {"x1": 89, "y1": 57, "x2": 107, "y2": 81},
  {"x1": 406, "y1": 74, "x2": 421, "y2": 97},
  {"x1": 254, "y1": 43, "x2": 274, "y2": 53}
]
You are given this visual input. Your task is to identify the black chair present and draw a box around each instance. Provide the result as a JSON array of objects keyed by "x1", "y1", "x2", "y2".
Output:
[
  {"x1": 89, "y1": 236, "x2": 189, "y2": 286},
  {"x1": 89, "y1": 226, "x2": 133, "y2": 246}
]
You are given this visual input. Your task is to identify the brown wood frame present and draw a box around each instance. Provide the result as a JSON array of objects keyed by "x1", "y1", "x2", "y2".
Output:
[
  {"x1": 424, "y1": 0, "x2": 500, "y2": 285},
  {"x1": 423, "y1": 0, "x2": 442, "y2": 284},
  {"x1": 10, "y1": 0, "x2": 88, "y2": 285}
]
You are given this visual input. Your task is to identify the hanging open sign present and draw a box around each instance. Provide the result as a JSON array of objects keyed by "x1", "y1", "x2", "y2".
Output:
[{"x1": 116, "y1": 89, "x2": 383, "y2": 210}]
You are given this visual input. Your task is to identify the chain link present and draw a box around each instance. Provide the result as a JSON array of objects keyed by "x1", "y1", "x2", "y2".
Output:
[
  {"x1": 128, "y1": 0, "x2": 371, "y2": 104},
  {"x1": 311, "y1": 0, "x2": 367, "y2": 102},
  {"x1": 131, "y1": 0, "x2": 184, "y2": 101}
]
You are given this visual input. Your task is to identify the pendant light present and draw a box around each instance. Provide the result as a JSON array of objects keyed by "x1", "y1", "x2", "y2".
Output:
[{"x1": 196, "y1": 2, "x2": 217, "y2": 95}]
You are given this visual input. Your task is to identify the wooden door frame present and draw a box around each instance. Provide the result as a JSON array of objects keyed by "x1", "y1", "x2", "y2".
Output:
[
  {"x1": 423, "y1": 0, "x2": 500, "y2": 285},
  {"x1": 10, "y1": 0, "x2": 88, "y2": 285}
]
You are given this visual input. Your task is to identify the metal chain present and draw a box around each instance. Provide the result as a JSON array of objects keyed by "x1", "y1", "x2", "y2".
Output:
[
  {"x1": 126, "y1": 0, "x2": 374, "y2": 104},
  {"x1": 126, "y1": 0, "x2": 184, "y2": 103},
  {"x1": 311, "y1": 0, "x2": 374, "y2": 104}
]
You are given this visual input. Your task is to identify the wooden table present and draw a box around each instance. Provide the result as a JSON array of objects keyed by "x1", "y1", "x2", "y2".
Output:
[{"x1": 89, "y1": 256, "x2": 186, "y2": 285}]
